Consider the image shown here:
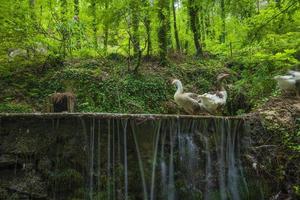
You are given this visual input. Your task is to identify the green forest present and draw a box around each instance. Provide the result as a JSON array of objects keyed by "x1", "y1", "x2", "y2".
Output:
[
  {"x1": 0, "y1": 1, "x2": 300, "y2": 199},
  {"x1": 0, "y1": 0, "x2": 299, "y2": 113}
]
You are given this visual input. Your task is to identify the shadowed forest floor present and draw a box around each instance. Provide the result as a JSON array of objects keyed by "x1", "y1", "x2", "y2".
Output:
[{"x1": 1, "y1": 55, "x2": 294, "y2": 115}]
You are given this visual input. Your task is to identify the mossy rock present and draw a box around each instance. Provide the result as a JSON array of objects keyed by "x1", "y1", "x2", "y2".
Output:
[
  {"x1": 49, "y1": 169, "x2": 84, "y2": 192},
  {"x1": 0, "y1": 187, "x2": 9, "y2": 199}
]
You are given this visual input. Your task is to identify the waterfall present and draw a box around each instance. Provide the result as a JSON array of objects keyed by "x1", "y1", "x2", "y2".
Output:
[
  {"x1": 89, "y1": 118, "x2": 95, "y2": 200},
  {"x1": 150, "y1": 120, "x2": 161, "y2": 200},
  {"x1": 0, "y1": 114, "x2": 250, "y2": 200},
  {"x1": 82, "y1": 116, "x2": 248, "y2": 200},
  {"x1": 122, "y1": 119, "x2": 128, "y2": 200},
  {"x1": 203, "y1": 135, "x2": 212, "y2": 200}
]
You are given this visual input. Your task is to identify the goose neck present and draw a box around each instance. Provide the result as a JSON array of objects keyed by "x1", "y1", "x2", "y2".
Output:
[{"x1": 175, "y1": 81, "x2": 183, "y2": 94}]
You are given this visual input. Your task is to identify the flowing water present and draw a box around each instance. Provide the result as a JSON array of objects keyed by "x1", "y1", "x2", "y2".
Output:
[
  {"x1": 0, "y1": 114, "x2": 253, "y2": 200},
  {"x1": 81, "y1": 116, "x2": 249, "y2": 200}
]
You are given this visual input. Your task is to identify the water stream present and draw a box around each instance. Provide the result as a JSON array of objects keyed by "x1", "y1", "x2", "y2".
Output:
[
  {"x1": 0, "y1": 114, "x2": 252, "y2": 199},
  {"x1": 82, "y1": 116, "x2": 248, "y2": 200}
]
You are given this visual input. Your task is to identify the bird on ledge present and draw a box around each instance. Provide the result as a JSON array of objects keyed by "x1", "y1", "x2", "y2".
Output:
[
  {"x1": 274, "y1": 70, "x2": 300, "y2": 98},
  {"x1": 172, "y1": 79, "x2": 203, "y2": 115},
  {"x1": 197, "y1": 73, "x2": 230, "y2": 114}
]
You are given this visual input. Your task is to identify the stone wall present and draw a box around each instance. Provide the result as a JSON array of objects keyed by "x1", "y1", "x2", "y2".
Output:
[{"x1": 0, "y1": 113, "x2": 264, "y2": 199}]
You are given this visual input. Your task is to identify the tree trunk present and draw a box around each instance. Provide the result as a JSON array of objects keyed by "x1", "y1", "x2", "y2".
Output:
[
  {"x1": 131, "y1": 0, "x2": 140, "y2": 59},
  {"x1": 91, "y1": 0, "x2": 98, "y2": 48},
  {"x1": 145, "y1": 18, "x2": 151, "y2": 56},
  {"x1": 29, "y1": 0, "x2": 36, "y2": 22},
  {"x1": 143, "y1": 0, "x2": 152, "y2": 56},
  {"x1": 199, "y1": 3, "x2": 206, "y2": 47},
  {"x1": 157, "y1": 0, "x2": 170, "y2": 65},
  {"x1": 74, "y1": 0, "x2": 81, "y2": 48},
  {"x1": 39, "y1": 5, "x2": 43, "y2": 23},
  {"x1": 172, "y1": 0, "x2": 180, "y2": 51},
  {"x1": 205, "y1": 11, "x2": 211, "y2": 39},
  {"x1": 188, "y1": 0, "x2": 203, "y2": 57},
  {"x1": 208, "y1": 9, "x2": 215, "y2": 39},
  {"x1": 104, "y1": 28, "x2": 108, "y2": 54},
  {"x1": 167, "y1": 0, "x2": 172, "y2": 50},
  {"x1": 128, "y1": 36, "x2": 131, "y2": 71},
  {"x1": 104, "y1": 1, "x2": 109, "y2": 54},
  {"x1": 74, "y1": 0, "x2": 79, "y2": 20},
  {"x1": 61, "y1": 0, "x2": 68, "y2": 58},
  {"x1": 220, "y1": 0, "x2": 226, "y2": 43},
  {"x1": 130, "y1": 0, "x2": 142, "y2": 73},
  {"x1": 184, "y1": 20, "x2": 189, "y2": 53}
]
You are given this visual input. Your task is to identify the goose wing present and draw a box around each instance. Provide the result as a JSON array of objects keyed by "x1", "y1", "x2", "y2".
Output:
[
  {"x1": 185, "y1": 92, "x2": 202, "y2": 102},
  {"x1": 275, "y1": 75, "x2": 294, "y2": 80},
  {"x1": 288, "y1": 70, "x2": 300, "y2": 79},
  {"x1": 199, "y1": 91, "x2": 226, "y2": 104}
]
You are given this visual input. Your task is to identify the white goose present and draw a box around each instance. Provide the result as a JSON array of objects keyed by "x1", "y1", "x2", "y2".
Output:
[
  {"x1": 274, "y1": 70, "x2": 300, "y2": 97},
  {"x1": 288, "y1": 70, "x2": 300, "y2": 78},
  {"x1": 172, "y1": 79, "x2": 203, "y2": 115},
  {"x1": 198, "y1": 73, "x2": 230, "y2": 114}
]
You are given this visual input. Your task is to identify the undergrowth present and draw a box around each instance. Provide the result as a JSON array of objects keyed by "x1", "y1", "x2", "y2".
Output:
[{"x1": 0, "y1": 53, "x2": 298, "y2": 115}]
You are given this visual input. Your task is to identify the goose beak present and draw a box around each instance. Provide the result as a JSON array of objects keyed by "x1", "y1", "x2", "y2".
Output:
[{"x1": 217, "y1": 73, "x2": 230, "y2": 81}]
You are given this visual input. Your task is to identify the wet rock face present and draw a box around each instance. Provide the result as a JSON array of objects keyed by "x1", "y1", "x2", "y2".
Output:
[
  {"x1": 0, "y1": 154, "x2": 16, "y2": 169},
  {"x1": 0, "y1": 114, "x2": 278, "y2": 199},
  {"x1": 0, "y1": 116, "x2": 87, "y2": 199}
]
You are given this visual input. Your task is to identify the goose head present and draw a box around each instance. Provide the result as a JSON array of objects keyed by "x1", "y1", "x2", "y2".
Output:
[
  {"x1": 172, "y1": 79, "x2": 180, "y2": 84},
  {"x1": 172, "y1": 79, "x2": 183, "y2": 94},
  {"x1": 217, "y1": 73, "x2": 230, "y2": 81},
  {"x1": 216, "y1": 73, "x2": 230, "y2": 91}
]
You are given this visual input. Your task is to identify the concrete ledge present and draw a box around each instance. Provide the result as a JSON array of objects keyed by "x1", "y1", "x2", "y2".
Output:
[{"x1": 0, "y1": 112, "x2": 249, "y2": 120}]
